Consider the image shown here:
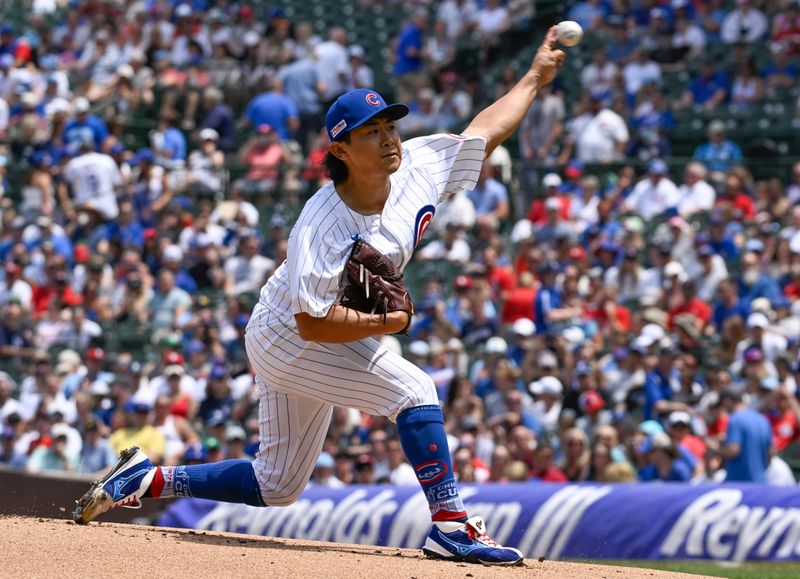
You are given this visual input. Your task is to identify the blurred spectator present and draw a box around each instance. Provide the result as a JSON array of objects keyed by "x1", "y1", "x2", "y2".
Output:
[
  {"x1": 63, "y1": 97, "x2": 109, "y2": 151},
  {"x1": 77, "y1": 417, "x2": 117, "y2": 475},
  {"x1": 694, "y1": 121, "x2": 743, "y2": 177},
  {"x1": 27, "y1": 422, "x2": 78, "y2": 473},
  {"x1": 677, "y1": 162, "x2": 716, "y2": 217},
  {"x1": 621, "y1": 159, "x2": 679, "y2": 221},
  {"x1": 730, "y1": 57, "x2": 764, "y2": 110},
  {"x1": 679, "y1": 59, "x2": 730, "y2": 111},
  {"x1": 199, "y1": 87, "x2": 235, "y2": 153},
  {"x1": 316, "y1": 27, "x2": 350, "y2": 106},
  {"x1": 638, "y1": 431, "x2": 693, "y2": 482},
  {"x1": 721, "y1": 0, "x2": 768, "y2": 44},
  {"x1": 519, "y1": 84, "x2": 564, "y2": 166},
  {"x1": 393, "y1": 10, "x2": 428, "y2": 103},
  {"x1": 559, "y1": 93, "x2": 629, "y2": 164},
  {"x1": 719, "y1": 389, "x2": 772, "y2": 482}
]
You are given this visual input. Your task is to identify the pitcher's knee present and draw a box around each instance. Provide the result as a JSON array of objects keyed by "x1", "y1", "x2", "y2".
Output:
[
  {"x1": 391, "y1": 375, "x2": 438, "y2": 420},
  {"x1": 257, "y1": 479, "x2": 305, "y2": 507}
]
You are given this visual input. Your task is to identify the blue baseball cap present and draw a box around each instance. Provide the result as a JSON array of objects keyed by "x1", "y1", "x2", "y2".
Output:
[{"x1": 325, "y1": 89, "x2": 408, "y2": 142}]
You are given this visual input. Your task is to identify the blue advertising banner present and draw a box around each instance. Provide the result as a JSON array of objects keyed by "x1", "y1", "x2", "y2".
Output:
[{"x1": 158, "y1": 483, "x2": 800, "y2": 561}]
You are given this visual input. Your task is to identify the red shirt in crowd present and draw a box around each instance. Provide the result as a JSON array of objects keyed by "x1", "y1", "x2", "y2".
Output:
[
  {"x1": 768, "y1": 410, "x2": 800, "y2": 452},
  {"x1": 31, "y1": 284, "x2": 83, "y2": 317},
  {"x1": 714, "y1": 193, "x2": 755, "y2": 221},
  {"x1": 584, "y1": 302, "x2": 632, "y2": 332},
  {"x1": 527, "y1": 194, "x2": 571, "y2": 225},
  {"x1": 669, "y1": 298, "x2": 712, "y2": 329},
  {"x1": 706, "y1": 412, "x2": 730, "y2": 439},
  {"x1": 487, "y1": 264, "x2": 516, "y2": 299},
  {"x1": 532, "y1": 466, "x2": 568, "y2": 482},
  {"x1": 678, "y1": 434, "x2": 707, "y2": 463},
  {"x1": 501, "y1": 287, "x2": 536, "y2": 324}
]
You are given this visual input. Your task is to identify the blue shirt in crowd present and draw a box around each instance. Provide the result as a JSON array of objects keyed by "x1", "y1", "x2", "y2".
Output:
[
  {"x1": 394, "y1": 23, "x2": 423, "y2": 75},
  {"x1": 245, "y1": 91, "x2": 299, "y2": 141},
  {"x1": 64, "y1": 115, "x2": 109, "y2": 150},
  {"x1": 534, "y1": 285, "x2": 562, "y2": 335},
  {"x1": 202, "y1": 103, "x2": 236, "y2": 151},
  {"x1": 688, "y1": 72, "x2": 730, "y2": 105},
  {"x1": 644, "y1": 368, "x2": 677, "y2": 422},
  {"x1": 693, "y1": 140, "x2": 743, "y2": 173},
  {"x1": 725, "y1": 408, "x2": 772, "y2": 482},
  {"x1": 467, "y1": 178, "x2": 508, "y2": 218}
]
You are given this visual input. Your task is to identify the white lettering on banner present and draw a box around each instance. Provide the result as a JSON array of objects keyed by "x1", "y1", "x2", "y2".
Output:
[
  {"x1": 660, "y1": 489, "x2": 800, "y2": 562},
  {"x1": 386, "y1": 492, "x2": 431, "y2": 547},
  {"x1": 518, "y1": 486, "x2": 612, "y2": 559}
]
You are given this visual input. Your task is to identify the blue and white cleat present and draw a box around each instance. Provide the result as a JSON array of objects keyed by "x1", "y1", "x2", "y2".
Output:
[
  {"x1": 73, "y1": 447, "x2": 156, "y2": 524},
  {"x1": 422, "y1": 515, "x2": 524, "y2": 566}
]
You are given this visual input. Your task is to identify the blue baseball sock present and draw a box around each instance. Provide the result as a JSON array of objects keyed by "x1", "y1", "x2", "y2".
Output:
[
  {"x1": 147, "y1": 460, "x2": 265, "y2": 507},
  {"x1": 396, "y1": 404, "x2": 467, "y2": 522}
]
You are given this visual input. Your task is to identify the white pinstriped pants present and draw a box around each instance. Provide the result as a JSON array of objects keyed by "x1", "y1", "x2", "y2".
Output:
[{"x1": 244, "y1": 306, "x2": 438, "y2": 506}]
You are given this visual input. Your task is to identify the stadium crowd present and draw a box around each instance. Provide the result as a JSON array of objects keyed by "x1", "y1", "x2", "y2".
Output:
[{"x1": 2, "y1": 0, "x2": 800, "y2": 493}]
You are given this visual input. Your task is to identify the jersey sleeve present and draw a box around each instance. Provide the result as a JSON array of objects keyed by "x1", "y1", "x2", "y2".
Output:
[
  {"x1": 287, "y1": 217, "x2": 346, "y2": 318},
  {"x1": 402, "y1": 133, "x2": 486, "y2": 204}
]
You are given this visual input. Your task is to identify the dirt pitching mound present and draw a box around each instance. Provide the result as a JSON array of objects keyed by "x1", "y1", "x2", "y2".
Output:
[{"x1": 3, "y1": 516, "x2": 709, "y2": 579}]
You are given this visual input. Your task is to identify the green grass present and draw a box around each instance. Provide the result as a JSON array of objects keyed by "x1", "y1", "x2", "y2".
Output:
[{"x1": 591, "y1": 560, "x2": 800, "y2": 578}]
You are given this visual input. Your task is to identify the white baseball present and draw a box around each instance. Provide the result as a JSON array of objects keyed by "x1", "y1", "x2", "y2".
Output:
[{"x1": 557, "y1": 20, "x2": 583, "y2": 47}]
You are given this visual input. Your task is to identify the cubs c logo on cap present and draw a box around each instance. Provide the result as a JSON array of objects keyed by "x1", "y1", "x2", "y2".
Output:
[{"x1": 365, "y1": 92, "x2": 381, "y2": 106}]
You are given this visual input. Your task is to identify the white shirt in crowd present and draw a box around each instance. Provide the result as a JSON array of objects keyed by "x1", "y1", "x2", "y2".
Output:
[
  {"x1": 315, "y1": 40, "x2": 349, "y2": 102},
  {"x1": 569, "y1": 109, "x2": 629, "y2": 163},
  {"x1": 672, "y1": 23, "x2": 706, "y2": 51},
  {"x1": 624, "y1": 176, "x2": 681, "y2": 221},
  {"x1": 622, "y1": 59, "x2": 662, "y2": 95},
  {"x1": 417, "y1": 237, "x2": 471, "y2": 264},
  {"x1": 580, "y1": 62, "x2": 618, "y2": 95},
  {"x1": 678, "y1": 179, "x2": 716, "y2": 216},
  {"x1": 721, "y1": 7, "x2": 768, "y2": 44},
  {"x1": 63, "y1": 152, "x2": 122, "y2": 220},
  {"x1": 224, "y1": 254, "x2": 276, "y2": 295}
]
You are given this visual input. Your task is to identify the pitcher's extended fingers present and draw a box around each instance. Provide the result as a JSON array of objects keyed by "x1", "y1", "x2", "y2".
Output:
[{"x1": 541, "y1": 25, "x2": 559, "y2": 51}]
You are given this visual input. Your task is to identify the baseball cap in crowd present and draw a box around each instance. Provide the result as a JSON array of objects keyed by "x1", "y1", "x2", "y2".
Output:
[
  {"x1": 663, "y1": 261, "x2": 685, "y2": 278},
  {"x1": 638, "y1": 431, "x2": 673, "y2": 454},
  {"x1": 453, "y1": 275, "x2": 473, "y2": 290},
  {"x1": 199, "y1": 128, "x2": 219, "y2": 141},
  {"x1": 131, "y1": 148, "x2": 154, "y2": 165},
  {"x1": 164, "y1": 364, "x2": 185, "y2": 377},
  {"x1": 408, "y1": 340, "x2": 431, "y2": 357},
  {"x1": 90, "y1": 380, "x2": 110, "y2": 396},
  {"x1": 744, "y1": 346, "x2": 765, "y2": 363},
  {"x1": 326, "y1": 89, "x2": 409, "y2": 142},
  {"x1": 355, "y1": 454, "x2": 374, "y2": 469},
  {"x1": 51, "y1": 423, "x2": 71, "y2": 440},
  {"x1": 226, "y1": 424, "x2": 247, "y2": 442},
  {"x1": 210, "y1": 365, "x2": 227, "y2": 380},
  {"x1": 485, "y1": 336, "x2": 508, "y2": 355},
  {"x1": 579, "y1": 390, "x2": 605, "y2": 414},
  {"x1": 235, "y1": 314, "x2": 250, "y2": 329},
  {"x1": 316, "y1": 451, "x2": 335, "y2": 470},
  {"x1": 74, "y1": 97, "x2": 90, "y2": 113},
  {"x1": 745, "y1": 239, "x2": 765, "y2": 254},
  {"x1": 574, "y1": 360, "x2": 593, "y2": 376},
  {"x1": 543, "y1": 173, "x2": 562, "y2": 188},
  {"x1": 747, "y1": 312, "x2": 769, "y2": 329},
  {"x1": 186, "y1": 340, "x2": 206, "y2": 355},
  {"x1": 539, "y1": 350, "x2": 559, "y2": 369},
  {"x1": 125, "y1": 400, "x2": 151, "y2": 414},
  {"x1": 648, "y1": 159, "x2": 668, "y2": 175},
  {"x1": 564, "y1": 161, "x2": 583, "y2": 178},
  {"x1": 348, "y1": 44, "x2": 366, "y2": 59},
  {"x1": 668, "y1": 411, "x2": 692, "y2": 428},
  {"x1": 529, "y1": 376, "x2": 563, "y2": 397},
  {"x1": 87, "y1": 347, "x2": 105, "y2": 362},
  {"x1": 163, "y1": 244, "x2": 183, "y2": 262},
  {"x1": 164, "y1": 351, "x2": 185, "y2": 365},
  {"x1": 512, "y1": 318, "x2": 536, "y2": 337},
  {"x1": 760, "y1": 376, "x2": 780, "y2": 392}
]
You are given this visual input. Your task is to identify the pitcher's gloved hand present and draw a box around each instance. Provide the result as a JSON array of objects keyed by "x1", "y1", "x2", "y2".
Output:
[{"x1": 340, "y1": 238, "x2": 414, "y2": 335}]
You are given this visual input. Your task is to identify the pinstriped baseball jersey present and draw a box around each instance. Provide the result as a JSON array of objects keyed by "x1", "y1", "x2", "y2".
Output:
[
  {"x1": 244, "y1": 133, "x2": 485, "y2": 504},
  {"x1": 256, "y1": 133, "x2": 486, "y2": 325}
]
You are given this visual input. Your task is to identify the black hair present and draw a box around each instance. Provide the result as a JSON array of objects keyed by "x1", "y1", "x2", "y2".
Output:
[{"x1": 323, "y1": 133, "x2": 350, "y2": 184}]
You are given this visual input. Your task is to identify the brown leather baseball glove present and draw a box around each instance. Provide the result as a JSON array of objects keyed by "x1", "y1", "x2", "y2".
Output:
[{"x1": 340, "y1": 238, "x2": 414, "y2": 335}]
